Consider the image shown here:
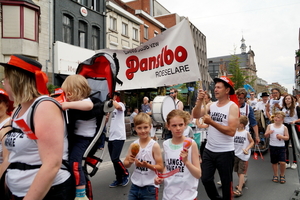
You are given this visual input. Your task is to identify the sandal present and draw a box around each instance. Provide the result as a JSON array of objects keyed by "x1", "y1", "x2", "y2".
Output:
[
  {"x1": 233, "y1": 189, "x2": 242, "y2": 197},
  {"x1": 235, "y1": 183, "x2": 245, "y2": 190},
  {"x1": 280, "y1": 175, "x2": 286, "y2": 184},
  {"x1": 272, "y1": 176, "x2": 279, "y2": 183}
]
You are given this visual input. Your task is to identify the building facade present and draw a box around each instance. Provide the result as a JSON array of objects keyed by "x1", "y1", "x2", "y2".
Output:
[
  {"x1": 0, "y1": 0, "x2": 51, "y2": 80},
  {"x1": 53, "y1": 0, "x2": 106, "y2": 85}
]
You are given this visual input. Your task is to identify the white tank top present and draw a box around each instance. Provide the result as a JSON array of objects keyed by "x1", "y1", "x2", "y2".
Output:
[
  {"x1": 234, "y1": 130, "x2": 251, "y2": 161},
  {"x1": 0, "y1": 117, "x2": 10, "y2": 164},
  {"x1": 239, "y1": 104, "x2": 250, "y2": 131},
  {"x1": 282, "y1": 107, "x2": 298, "y2": 124},
  {"x1": 162, "y1": 139, "x2": 198, "y2": 200},
  {"x1": 131, "y1": 139, "x2": 158, "y2": 187},
  {"x1": 206, "y1": 101, "x2": 235, "y2": 152},
  {"x1": 5, "y1": 96, "x2": 70, "y2": 197},
  {"x1": 269, "y1": 124, "x2": 285, "y2": 147}
]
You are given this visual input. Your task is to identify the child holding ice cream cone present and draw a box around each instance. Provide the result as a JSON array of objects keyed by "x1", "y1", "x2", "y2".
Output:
[{"x1": 124, "y1": 112, "x2": 163, "y2": 200}]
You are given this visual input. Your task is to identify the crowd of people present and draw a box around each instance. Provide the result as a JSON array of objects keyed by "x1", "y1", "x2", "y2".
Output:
[{"x1": 0, "y1": 54, "x2": 298, "y2": 200}]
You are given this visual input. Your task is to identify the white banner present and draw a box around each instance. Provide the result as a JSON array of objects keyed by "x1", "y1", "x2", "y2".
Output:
[{"x1": 97, "y1": 19, "x2": 200, "y2": 91}]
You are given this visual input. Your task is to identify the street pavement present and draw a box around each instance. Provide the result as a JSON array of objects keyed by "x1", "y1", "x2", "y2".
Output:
[{"x1": 90, "y1": 131, "x2": 300, "y2": 200}]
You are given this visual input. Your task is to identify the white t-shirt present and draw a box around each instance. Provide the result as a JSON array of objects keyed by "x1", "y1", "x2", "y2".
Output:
[
  {"x1": 234, "y1": 130, "x2": 251, "y2": 161},
  {"x1": 282, "y1": 107, "x2": 298, "y2": 124},
  {"x1": 256, "y1": 101, "x2": 268, "y2": 118},
  {"x1": 109, "y1": 101, "x2": 126, "y2": 141},
  {"x1": 74, "y1": 98, "x2": 97, "y2": 137},
  {"x1": 183, "y1": 126, "x2": 193, "y2": 138},
  {"x1": 249, "y1": 98, "x2": 258, "y2": 109},
  {"x1": 130, "y1": 112, "x2": 137, "y2": 124}
]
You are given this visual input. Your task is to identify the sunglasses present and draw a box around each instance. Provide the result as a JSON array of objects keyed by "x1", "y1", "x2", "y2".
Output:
[{"x1": 170, "y1": 92, "x2": 174, "y2": 94}]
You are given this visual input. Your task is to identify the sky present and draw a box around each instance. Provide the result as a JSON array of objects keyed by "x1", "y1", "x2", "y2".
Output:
[{"x1": 155, "y1": 0, "x2": 300, "y2": 94}]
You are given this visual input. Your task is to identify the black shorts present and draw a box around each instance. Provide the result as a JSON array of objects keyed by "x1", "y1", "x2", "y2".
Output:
[{"x1": 269, "y1": 145, "x2": 286, "y2": 164}]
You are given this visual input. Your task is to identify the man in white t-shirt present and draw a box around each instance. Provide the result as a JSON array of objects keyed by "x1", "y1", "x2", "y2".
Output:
[
  {"x1": 108, "y1": 91, "x2": 129, "y2": 188},
  {"x1": 193, "y1": 76, "x2": 239, "y2": 200},
  {"x1": 248, "y1": 91, "x2": 258, "y2": 110},
  {"x1": 129, "y1": 108, "x2": 138, "y2": 135},
  {"x1": 170, "y1": 88, "x2": 183, "y2": 110}
]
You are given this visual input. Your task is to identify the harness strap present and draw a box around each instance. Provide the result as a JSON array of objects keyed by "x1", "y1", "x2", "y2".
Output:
[{"x1": 8, "y1": 160, "x2": 69, "y2": 171}]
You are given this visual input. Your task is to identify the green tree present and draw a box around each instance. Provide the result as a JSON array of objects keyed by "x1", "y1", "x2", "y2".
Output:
[
  {"x1": 228, "y1": 55, "x2": 245, "y2": 90},
  {"x1": 228, "y1": 55, "x2": 256, "y2": 90}
]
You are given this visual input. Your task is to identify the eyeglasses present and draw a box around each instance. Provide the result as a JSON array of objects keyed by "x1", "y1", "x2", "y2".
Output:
[
  {"x1": 170, "y1": 92, "x2": 174, "y2": 94},
  {"x1": 238, "y1": 97, "x2": 245, "y2": 100}
]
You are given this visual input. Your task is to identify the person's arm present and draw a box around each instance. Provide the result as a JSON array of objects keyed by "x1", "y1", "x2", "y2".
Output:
[
  {"x1": 203, "y1": 103, "x2": 239, "y2": 137},
  {"x1": 195, "y1": 118, "x2": 209, "y2": 129},
  {"x1": 113, "y1": 101, "x2": 123, "y2": 111},
  {"x1": 244, "y1": 132, "x2": 254, "y2": 153},
  {"x1": 0, "y1": 120, "x2": 12, "y2": 177},
  {"x1": 123, "y1": 143, "x2": 136, "y2": 168},
  {"x1": 192, "y1": 89, "x2": 211, "y2": 118},
  {"x1": 180, "y1": 141, "x2": 201, "y2": 179},
  {"x1": 23, "y1": 101, "x2": 65, "y2": 200},
  {"x1": 248, "y1": 107, "x2": 260, "y2": 143},
  {"x1": 264, "y1": 124, "x2": 272, "y2": 138},
  {"x1": 62, "y1": 100, "x2": 93, "y2": 111},
  {"x1": 178, "y1": 100, "x2": 184, "y2": 110},
  {"x1": 135, "y1": 143, "x2": 164, "y2": 172},
  {"x1": 277, "y1": 126, "x2": 289, "y2": 141}
]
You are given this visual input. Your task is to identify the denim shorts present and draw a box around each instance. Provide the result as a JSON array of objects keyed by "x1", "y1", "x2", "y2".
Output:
[{"x1": 128, "y1": 183, "x2": 158, "y2": 200}]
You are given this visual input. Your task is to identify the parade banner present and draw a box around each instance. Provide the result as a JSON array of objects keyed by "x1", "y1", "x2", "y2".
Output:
[{"x1": 96, "y1": 19, "x2": 200, "y2": 91}]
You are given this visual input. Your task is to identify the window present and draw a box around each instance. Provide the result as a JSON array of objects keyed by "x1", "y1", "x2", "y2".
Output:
[
  {"x1": 144, "y1": 26, "x2": 148, "y2": 39},
  {"x1": 92, "y1": 0, "x2": 100, "y2": 12},
  {"x1": 78, "y1": 21, "x2": 87, "y2": 48},
  {"x1": 77, "y1": 0, "x2": 87, "y2": 6},
  {"x1": 133, "y1": 28, "x2": 138, "y2": 40},
  {"x1": 110, "y1": 17, "x2": 117, "y2": 31},
  {"x1": 122, "y1": 23, "x2": 128, "y2": 36},
  {"x1": 92, "y1": 26, "x2": 100, "y2": 50},
  {"x1": 154, "y1": 31, "x2": 158, "y2": 37},
  {"x1": 2, "y1": 4, "x2": 39, "y2": 41},
  {"x1": 62, "y1": 15, "x2": 73, "y2": 44}
]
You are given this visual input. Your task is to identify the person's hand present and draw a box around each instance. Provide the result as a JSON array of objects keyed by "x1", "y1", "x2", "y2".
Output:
[
  {"x1": 255, "y1": 137, "x2": 260, "y2": 144},
  {"x1": 179, "y1": 148, "x2": 188, "y2": 164},
  {"x1": 127, "y1": 154, "x2": 136, "y2": 165},
  {"x1": 276, "y1": 134, "x2": 282, "y2": 140},
  {"x1": 61, "y1": 102, "x2": 69, "y2": 110},
  {"x1": 203, "y1": 114, "x2": 212, "y2": 125},
  {"x1": 135, "y1": 160, "x2": 149, "y2": 168},
  {"x1": 197, "y1": 89, "x2": 206, "y2": 101},
  {"x1": 154, "y1": 176, "x2": 164, "y2": 185},
  {"x1": 243, "y1": 149, "x2": 248, "y2": 155}
]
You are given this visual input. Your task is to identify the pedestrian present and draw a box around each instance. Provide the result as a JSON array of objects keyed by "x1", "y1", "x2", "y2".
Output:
[
  {"x1": 233, "y1": 116, "x2": 254, "y2": 197},
  {"x1": 130, "y1": 108, "x2": 139, "y2": 136},
  {"x1": 236, "y1": 88, "x2": 260, "y2": 144},
  {"x1": 193, "y1": 76, "x2": 239, "y2": 200},
  {"x1": 264, "y1": 111, "x2": 289, "y2": 184},
  {"x1": 0, "y1": 54, "x2": 73, "y2": 199},
  {"x1": 169, "y1": 88, "x2": 184, "y2": 110},
  {"x1": 61, "y1": 74, "x2": 96, "y2": 200},
  {"x1": 247, "y1": 91, "x2": 258, "y2": 110},
  {"x1": 282, "y1": 94, "x2": 299, "y2": 169},
  {"x1": 0, "y1": 89, "x2": 13, "y2": 173},
  {"x1": 266, "y1": 88, "x2": 284, "y2": 122},
  {"x1": 124, "y1": 112, "x2": 164, "y2": 200},
  {"x1": 155, "y1": 109, "x2": 201, "y2": 200},
  {"x1": 108, "y1": 91, "x2": 130, "y2": 187}
]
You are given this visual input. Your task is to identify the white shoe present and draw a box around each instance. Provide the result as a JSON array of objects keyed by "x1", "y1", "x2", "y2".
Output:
[
  {"x1": 291, "y1": 163, "x2": 297, "y2": 169},
  {"x1": 217, "y1": 180, "x2": 222, "y2": 186},
  {"x1": 286, "y1": 163, "x2": 291, "y2": 168}
]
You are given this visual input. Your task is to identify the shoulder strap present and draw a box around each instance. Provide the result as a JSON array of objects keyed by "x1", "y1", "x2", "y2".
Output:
[{"x1": 29, "y1": 96, "x2": 63, "y2": 133}]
